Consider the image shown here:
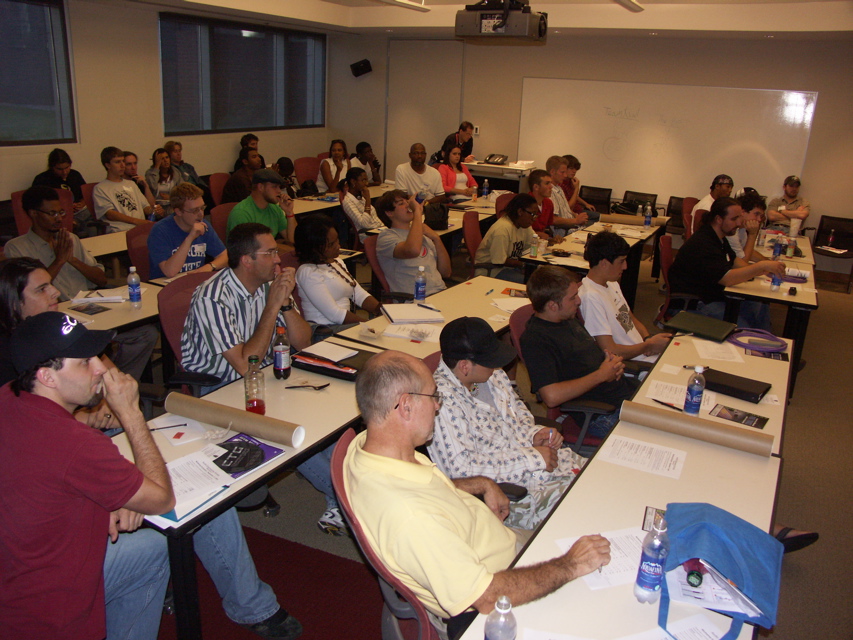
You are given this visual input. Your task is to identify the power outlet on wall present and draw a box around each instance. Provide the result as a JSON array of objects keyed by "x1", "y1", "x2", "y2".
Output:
[{"x1": 474, "y1": 125, "x2": 480, "y2": 135}]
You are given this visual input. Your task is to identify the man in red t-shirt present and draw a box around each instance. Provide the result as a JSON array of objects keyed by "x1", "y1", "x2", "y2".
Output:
[
  {"x1": 0, "y1": 312, "x2": 175, "y2": 640},
  {"x1": 528, "y1": 169, "x2": 575, "y2": 241}
]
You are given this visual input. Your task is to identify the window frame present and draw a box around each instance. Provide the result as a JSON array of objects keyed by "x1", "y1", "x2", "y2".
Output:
[
  {"x1": 0, "y1": 0, "x2": 77, "y2": 147},
  {"x1": 159, "y1": 12, "x2": 327, "y2": 137}
]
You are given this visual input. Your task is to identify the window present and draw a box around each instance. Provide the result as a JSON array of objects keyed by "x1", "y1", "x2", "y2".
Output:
[
  {"x1": 0, "y1": 0, "x2": 76, "y2": 145},
  {"x1": 160, "y1": 13, "x2": 326, "y2": 135}
]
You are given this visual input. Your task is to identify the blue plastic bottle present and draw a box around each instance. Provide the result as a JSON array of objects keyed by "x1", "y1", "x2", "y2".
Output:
[
  {"x1": 644, "y1": 203, "x2": 652, "y2": 228},
  {"x1": 481, "y1": 179, "x2": 490, "y2": 199},
  {"x1": 634, "y1": 517, "x2": 670, "y2": 603},
  {"x1": 683, "y1": 365, "x2": 705, "y2": 416},
  {"x1": 127, "y1": 266, "x2": 142, "y2": 310},
  {"x1": 414, "y1": 266, "x2": 427, "y2": 301}
]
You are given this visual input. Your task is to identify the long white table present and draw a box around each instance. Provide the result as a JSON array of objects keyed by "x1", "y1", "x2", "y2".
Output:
[{"x1": 59, "y1": 285, "x2": 159, "y2": 330}]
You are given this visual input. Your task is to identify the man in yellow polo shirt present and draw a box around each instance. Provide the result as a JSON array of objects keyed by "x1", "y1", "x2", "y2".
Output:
[{"x1": 344, "y1": 350, "x2": 611, "y2": 636}]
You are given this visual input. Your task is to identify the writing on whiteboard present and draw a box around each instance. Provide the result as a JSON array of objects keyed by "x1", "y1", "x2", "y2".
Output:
[{"x1": 604, "y1": 105, "x2": 640, "y2": 120}]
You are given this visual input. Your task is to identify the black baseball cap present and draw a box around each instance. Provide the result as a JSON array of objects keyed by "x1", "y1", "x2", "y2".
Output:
[
  {"x1": 10, "y1": 312, "x2": 115, "y2": 373},
  {"x1": 784, "y1": 175, "x2": 801, "y2": 187},
  {"x1": 252, "y1": 168, "x2": 285, "y2": 186},
  {"x1": 439, "y1": 317, "x2": 517, "y2": 369}
]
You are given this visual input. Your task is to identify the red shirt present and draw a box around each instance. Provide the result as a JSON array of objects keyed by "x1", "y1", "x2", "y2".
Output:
[
  {"x1": 529, "y1": 194, "x2": 554, "y2": 233},
  {"x1": 0, "y1": 384, "x2": 143, "y2": 639}
]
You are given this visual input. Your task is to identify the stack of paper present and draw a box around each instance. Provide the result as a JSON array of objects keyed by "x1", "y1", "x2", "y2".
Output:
[
  {"x1": 301, "y1": 341, "x2": 358, "y2": 363},
  {"x1": 381, "y1": 304, "x2": 444, "y2": 324}
]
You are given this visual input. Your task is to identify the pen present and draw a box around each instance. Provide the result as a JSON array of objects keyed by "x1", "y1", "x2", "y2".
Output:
[
  {"x1": 150, "y1": 423, "x2": 187, "y2": 431},
  {"x1": 417, "y1": 303, "x2": 441, "y2": 312},
  {"x1": 652, "y1": 399, "x2": 683, "y2": 412},
  {"x1": 484, "y1": 289, "x2": 494, "y2": 296},
  {"x1": 682, "y1": 365, "x2": 709, "y2": 371}
]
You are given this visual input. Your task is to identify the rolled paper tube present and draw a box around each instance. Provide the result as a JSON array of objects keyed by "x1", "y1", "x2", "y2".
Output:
[
  {"x1": 164, "y1": 392, "x2": 305, "y2": 449},
  {"x1": 598, "y1": 213, "x2": 667, "y2": 227},
  {"x1": 619, "y1": 400, "x2": 773, "y2": 457}
]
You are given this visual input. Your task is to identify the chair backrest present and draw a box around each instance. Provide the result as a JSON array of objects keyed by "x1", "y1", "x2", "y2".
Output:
[
  {"x1": 80, "y1": 182, "x2": 98, "y2": 220},
  {"x1": 340, "y1": 192, "x2": 365, "y2": 252},
  {"x1": 462, "y1": 210, "x2": 483, "y2": 277},
  {"x1": 508, "y1": 304, "x2": 535, "y2": 366},
  {"x1": 681, "y1": 197, "x2": 700, "y2": 239},
  {"x1": 157, "y1": 270, "x2": 216, "y2": 366},
  {"x1": 423, "y1": 351, "x2": 442, "y2": 373},
  {"x1": 363, "y1": 234, "x2": 392, "y2": 294},
  {"x1": 294, "y1": 157, "x2": 322, "y2": 186},
  {"x1": 210, "y1": 201, "x2": 237, "y2": 244},
  {"x1": 666, "y1": 196, "x2": 684, "y2": 219},
  {"x1": 653, "y1": 234, "x2": 676, "y2": 326},
  {"x1": 623, "y1": 190, "x2": 657, "y2": 210},
  {"x1": 331, "y1": 429, "x2": 440, "y2": 640},
  {"x1": 494, "y1": 192, "x2": 514, "y2": 218},
  {"x1": 579, "y1": 185, "x2": 612, "y2": 214},
  {"x1": 208, "y1": 172, "x2": 230, "y2": 207},
  {"x1": 278, "y1": 251, "x2": 304, "y2": 310},
  {"x1": 125, "y1": 221, "x2": 155, "y2": 281},
  {"x1": 317, "y1": 152, "x2": 330, "y2": 160},
  {"x1": 11, "y1": 188, "x2": 75, "y2": 235},
  {"x1": 815, "y1": 215, "x2": 853, "y2": 250}
]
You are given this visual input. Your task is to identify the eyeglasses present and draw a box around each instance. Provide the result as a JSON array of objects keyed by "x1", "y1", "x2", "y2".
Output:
[
  {"x1": 35, "y1": 208, "x2": 66, "y2": 218},
  {"x1": 523, "y1": 208, "x2": 540, "y2": 217},
  {"x1": 181, "y1": 205, "x2": 206, "y2": 215},
  {"x1": 253, "y1": 248, "x2": 279, "y2": 257},
  {"x1": 394, "y1": 391, "x2": 442, "y2": 410}
]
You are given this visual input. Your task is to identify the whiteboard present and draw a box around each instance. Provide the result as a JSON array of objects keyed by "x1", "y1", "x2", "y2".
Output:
[{"x1": 517, "y1": 77, "x2": 817, "y2": 205}]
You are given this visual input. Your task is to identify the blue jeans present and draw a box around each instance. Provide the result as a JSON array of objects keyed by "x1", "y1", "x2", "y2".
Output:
[
  {"x1": 696, "y1": 300, "x2": 772, "y2": 332},
  {"x1": 494, "y1": 267, "x2": 525, "y2": 283},
  {"x1": 297, "y1": 442, "x2": 338, "y2": 510},
  {"x1": 104, "y1": 528, "x2": 170, "y2": 640},
  {"x1": 588, "y1": 410, "x2": 620, "y2": 437}
]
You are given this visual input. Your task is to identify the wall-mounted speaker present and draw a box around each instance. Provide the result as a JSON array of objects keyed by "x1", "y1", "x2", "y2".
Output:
[{"x1": 350, "y1": 59, "x2": 372, "y2": 78}]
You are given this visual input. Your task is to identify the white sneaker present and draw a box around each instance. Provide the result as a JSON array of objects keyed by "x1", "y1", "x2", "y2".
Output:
[{"x1": 317, "y1": 507, "x2": 348, "y2": 537}]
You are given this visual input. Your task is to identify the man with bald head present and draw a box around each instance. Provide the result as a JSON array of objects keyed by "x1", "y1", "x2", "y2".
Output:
[
  {"x1": 344, "y1": 350, "x2": 611, "y2": 637},
  {"x1": 394, "y1": 143, "x2": 447, "y2": 205}
]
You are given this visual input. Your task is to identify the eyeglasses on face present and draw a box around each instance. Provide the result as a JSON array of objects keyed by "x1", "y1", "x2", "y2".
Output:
[
  {"x1": 253, "y1": 248, "x2": 279, "y2": 258},
  {"x1": 394, "y1": 391, "x2": 443, "y2": 410},
  {"x1": 36, "y1": 208, "x2": 66, "y2": 219},
  {"x1": 181, "y1": 205, "x2": 206, "y2": 215}
]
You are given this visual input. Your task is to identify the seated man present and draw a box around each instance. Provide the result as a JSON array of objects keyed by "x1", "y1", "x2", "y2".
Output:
[
  {"x1": 0, "y1": 313, "x2": 303, "y2": 640},
  {"x1": 429, "y1": 317, "x2": 585, "y2": 530},
  {"x1": 93, "y1": 146, "x2": 154, "y2": 232},
  {"x1": 344, "y1": 350, "x2": 611, "y2": 631},
  {"x1": 520, "y1": 266, "x2": 637, "y2": 437},
  {"x1": 474, "y1": 193, "x2": 538, "y2": 283},
  {"x1": 233, "y1": 133, "x2": 267, "y2": 174},
  {"x1": 223, "y1": 146, "x2": 264, "y2": 204},
  {"x1": 182, "y1": 223, "x2": 344, "y2": 535},
  {"x1": 148, "y1": 183, "x2": 228, "y2": 279},
  {"x1": 559, "y1": 155, "x2": 599, "y2": 223},
  {"x1": 228, "y1": 169, "x2": 297, "y2": 252},
  {"x1": 766, "y1": 175, "x2": 809, "y2": 232},
  {"x1": 394, "y1": 143, "x2": 447, "y2": 205},
  {"x1": 166, "y1": 139, "x2": 208, "y2": 190},
  {"x1": 375, "y1": 190, "x2": 451, "y2": 296},
  {"x1": 690, "y1": 174, "x2": 733, "y2": 232},
  {"x1": 31, "y1": 147, "x2": 92, "y2": 236},
  {"x1": 122, "y1": 150, "x2": 161, "y2": 215},
  {"x1": 728, "y1": 192, "x2": 768, "y2": 262},
  {"x1": 528, "y1": 169, "x2": 575, "y2": 240},
  {"x1": 547, "y1": 155, "x2": 588, "y2": 231},
  {"x1": 5, "y1": 187, "x2": 156, "y2": 382},
  {"x1": 579, "y1": 231, "x2": 671, "y2": 363},
  {"x1": 349, "y1": 141, "x2": 382, "y2": 186},
  {"x1": 668, "y1": 197, "x2": 785, "y2": 330}
]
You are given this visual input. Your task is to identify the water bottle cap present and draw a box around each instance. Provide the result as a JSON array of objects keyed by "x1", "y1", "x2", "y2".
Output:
[
  {"x1": 418, "y1": 266, "x2": 425, "y2": 272},
  {"x1": 248, "y1": 355, "x2": 260, "y2": 363},
  {"x1": 694, "y1": 366, "x2": 705, "y2": 373},
  {"x1": 495, "y1": 595, "x2": 512, "y2": 612},
  {"x1": 129, "y1": 266, "x2": 137, "y2": 273},
  {"x1": 276, "y1": 326, "x2": 285, "y2": 334}
]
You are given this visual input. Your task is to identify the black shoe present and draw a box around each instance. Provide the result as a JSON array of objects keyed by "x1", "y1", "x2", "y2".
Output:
[{"x1": 242, "y1": 608, "x2": 303, "y2": 640}]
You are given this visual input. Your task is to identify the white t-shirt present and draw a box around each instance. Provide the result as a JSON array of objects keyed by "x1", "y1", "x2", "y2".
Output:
[
  {"x1": 92, "y1": 179, "x2": 148, "y2": 232},
  {"x1": 296, "y1": 259, "x2": 372, "y2": 325},
  {"x1": 579, "y1": 276, "x2": 656, "y2": 363},
  {"x1": 394, "y1": 163, "x2": 444, "y2": 200}
]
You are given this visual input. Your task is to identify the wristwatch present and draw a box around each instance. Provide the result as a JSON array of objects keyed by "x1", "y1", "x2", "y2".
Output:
[{"x1": 280, "y1": 297, "x2": 294, "y2": 313}]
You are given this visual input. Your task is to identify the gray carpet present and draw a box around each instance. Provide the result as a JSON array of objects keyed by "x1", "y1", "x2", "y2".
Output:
[{"x1": 236, "y1": 249, "x2": 853, "y2": 639}]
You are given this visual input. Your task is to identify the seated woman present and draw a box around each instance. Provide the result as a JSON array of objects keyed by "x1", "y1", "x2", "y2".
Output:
[
  {"x1": 437, "y1": 143, "x2": 477, "y2": 203},
  {"x1": 315, "y1": 139, "x2": 351, "y2": 194},
  {"x1": 294, "y1": 214, "x2": 381, "y2": 336},
  {"x1": 145, "y1": 147, "x2": 183, "y2": 217},
  {"x1": 339, "y1": 168, "x2": 386, "y2": 242}
]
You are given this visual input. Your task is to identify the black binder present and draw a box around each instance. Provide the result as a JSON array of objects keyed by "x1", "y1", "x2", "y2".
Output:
[
  {"x1": 704, "y1": 369, "x2": 772, "y2": 404},
  {"x1": 664, "y1": 312, "x2": 736, "y2": 343}
]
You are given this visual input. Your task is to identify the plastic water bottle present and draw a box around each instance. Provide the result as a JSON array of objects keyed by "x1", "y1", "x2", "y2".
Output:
[
  {"x1": 415, "y1": 187, "x2": 429, "y2": 204},
  {"x1": 786, "y1": 236, "x2": 796, "y2": 258},
  {"x1": 414, "y1": 266, "x2": 427, "y2": 301},
  {"x1": 636, "y1": 203, "x2": 643, "y2": 217},
  {"x1": 634, "y1": 517, "x2": 670, "y2": 604},
  {"x1": 244, "y1": 355, "x2": 266, "y2": 415},
  {"x1": 683, "y1": 366, "x2": 705, "y2": 416},
  {"x1": 127, "y1": 266, "x2": 142, "y2": 309},
  {"x1": 828, "y1": 228, "x2": 835, "y2": 247},
  {"x1": 772, "y1": 237, "x2": 784, "y2": 260},
  {"x1": 482, "y1": 179, "x2": 490, "y2": 199},
  {"x1": 757, "y1": 228, "x2": 767, "y2": 247},
  {"x1": 484, "y1": 595, "x2": 517, "y2": 640},
  {"x1": 273, "y1": 326, "x2": 291, "y2": 380},
  {"x1": 643, "y1": 203, "x2": 652, "y2": 228}
]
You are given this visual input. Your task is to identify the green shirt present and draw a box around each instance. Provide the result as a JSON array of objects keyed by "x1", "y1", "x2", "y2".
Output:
[{"x1": 227, "y1": 196, "x2": 288, "y2": 238}]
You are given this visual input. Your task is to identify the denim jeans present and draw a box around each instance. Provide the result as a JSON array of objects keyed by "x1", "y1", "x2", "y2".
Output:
[
  {"x1": 494, "y1": 267, "x2": 525, "y2": 284},
  {"x1": 297, "y1": 442, "x2": 339, "y2": 510},
  {"x1": 588, "y1": 410, "x2": 621, "y2": 437},
  {"x1": 696, "y1": 299, "x2": 772, "y2": 332},
  {"x1": 104, "y1": 528, "x2": 170, "y2": 640}
]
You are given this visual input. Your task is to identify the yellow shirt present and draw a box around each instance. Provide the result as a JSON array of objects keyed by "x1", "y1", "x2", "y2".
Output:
[{"x1": 343, "y1": 431, "x2": 517, "y2": 617}]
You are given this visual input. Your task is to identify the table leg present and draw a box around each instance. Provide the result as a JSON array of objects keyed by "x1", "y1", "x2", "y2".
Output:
[
  {"x1": 724, "y1": 297, "x2": 741, "y2": 324},
  {"x1": 782, "y1": 305, "x2": 811, "y2": 396},
  {"x1": 651, "y1": 228, "x2": 663, "y2": 280},
  {"x1": 623, "y1": 244, "x2": 642, "y2": 309},
  {"x1": 168, "y1": 533, "x2": 203, "y2": 640}
]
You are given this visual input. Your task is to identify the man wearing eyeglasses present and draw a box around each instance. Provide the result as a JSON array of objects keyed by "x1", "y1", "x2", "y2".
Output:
[
  {"x1": 473, "y1": 193, "x2": 539, "y2": 283},
  {"x1": 147, "y1": 183, "x2": 228, "y2": 279},
  {"x1": 228, "y1": 169, "x2": 298, "y2": 253},
  {"x1": 345, "y1": 350, "x2": 610, "y2": 635}
]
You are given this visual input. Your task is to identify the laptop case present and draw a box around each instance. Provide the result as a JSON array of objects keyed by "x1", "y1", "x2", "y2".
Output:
[
  {"x1": 703, "y1": 368, "x2": 772, "y2": 404},
  {"x1": 664, "y1": 312, "x2": 737, "y2": 343}
]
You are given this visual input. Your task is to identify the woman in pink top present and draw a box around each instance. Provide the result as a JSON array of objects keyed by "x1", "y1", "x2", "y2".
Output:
[{"x1": 437, "y1": 143, "x2": 477, "y2": 203}]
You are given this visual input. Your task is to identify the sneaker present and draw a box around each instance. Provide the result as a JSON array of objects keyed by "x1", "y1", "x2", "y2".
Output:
[
  {"x1": 317, "y1": 507, "x2": 348, "y2": 537},
  {"x1": 242, "y1": 608, "x2": 303, "y2": 640}
]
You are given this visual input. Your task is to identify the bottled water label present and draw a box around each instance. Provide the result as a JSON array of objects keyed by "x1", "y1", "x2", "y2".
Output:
[
  {"x1": 128, "y1": 283, "x2": 141, "y2": 302},
  {"x1": 635, "y1": 551, "x2": 664, "y2": 592},
  {"x1": 684, "y1": 385, "x2": 703, "y2": 415}
]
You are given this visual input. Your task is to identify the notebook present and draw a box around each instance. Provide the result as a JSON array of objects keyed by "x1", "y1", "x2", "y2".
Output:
[
  {"x1": 664, "y1": 312, "x2": 736, "y2": 343},
  {"x1": 381, "y1": 304, "x2": 444, "y2": 324}
]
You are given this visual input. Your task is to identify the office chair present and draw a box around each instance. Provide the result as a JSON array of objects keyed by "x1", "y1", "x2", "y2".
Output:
[
  {"x1": 11, "y1": 188, "x2": 75, "y2": 235},
  {"x1": 125, "y1": 221, "x2": 155, "y2": 282},
  {"x1": 208, "y1": 172, "x2": 230, "y2": 207},
  {"x1": 653, "y1": 234, "x2": 701, "y2": 327},
  {"x1": 813, "y1": 215, "x2": 853, "y2": 293},
  {"x1": 362, "y1": 235, "x2": 414, "y2": 303},
  {"x1": 578, "y1": 186, "x2": 612, "y2": 214},
  {"x1": 508, "y1": 304, "x2": 610, "y2": 456},
  {"x1": 462, "y1": 210, "x2": 483, "y2": 278},
  {"x1": 494, "y1": 193, "x2": 514, "y2": 218},
  {"x1": 623, "y1": 190, "x2": 658, "y2": 211},
  {"x1": 681, "y1": 197, "x2": 700, "y2": 240},
  {"x1": 331, "y1": 428, "x2": 442, "y2": 640},
  {"x1": 294, "y1": 157, "x2": 322, "y2": 186},
  {"x1": 210, "y1": 201, "x2": 237, "y2": 244}
]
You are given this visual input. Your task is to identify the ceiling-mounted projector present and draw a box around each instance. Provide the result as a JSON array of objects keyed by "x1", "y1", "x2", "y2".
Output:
[{"x1": 455, "y1": 0, "x2": 547, "y2": 45}]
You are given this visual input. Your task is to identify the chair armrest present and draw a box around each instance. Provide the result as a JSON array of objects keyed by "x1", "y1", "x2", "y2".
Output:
[
  {"x1": 496, "y1": 482, "x2": 528, "y2": 502},
  {"x1": 559, "y1": 399, "x2": 616, "y2": 414},
  {"x1": 533, "y1": 416, "x2": 563, "y2": 430},
  {"x1": 166, "y1": 372, "x2": 222, "y2": 397},
  {"x1": 380, "y1": 291, "x2": 414, "y2": 303}
]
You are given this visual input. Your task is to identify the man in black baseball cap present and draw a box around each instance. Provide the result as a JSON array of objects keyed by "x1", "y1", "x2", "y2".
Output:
[
  {"x1": 428, "y1": 317, "x2": 586, "y2": 529},
  {"x1": 767, "y1": 174, "x2": 810, "y2": 232},
  {"x1": 228, "y1": 167, "x2": 297, "y2": 251}
]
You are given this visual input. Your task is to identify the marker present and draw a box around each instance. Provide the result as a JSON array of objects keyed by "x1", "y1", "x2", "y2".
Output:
[
  {"x1": 150, "y1": 423, "x2": 188, "y2": 431},
  {"x1": 417, "y1": 303, "x2": 441, "y2": 312},
  {"x1": 484, "y1": 289, "x2": 494, "y2": 296},
  {"x1": 652, "y1": 399, "x2": 683, "y2": 412}
]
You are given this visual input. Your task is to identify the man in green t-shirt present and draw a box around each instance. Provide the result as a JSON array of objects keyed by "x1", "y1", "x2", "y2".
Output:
[{"x1": 227, "y1": 168, "x2": 297, "y2": 252}]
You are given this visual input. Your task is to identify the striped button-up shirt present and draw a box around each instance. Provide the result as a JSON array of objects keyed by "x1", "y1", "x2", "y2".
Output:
[{"x1": 181, "y1": 268, "x2": 284, "y2": 385}]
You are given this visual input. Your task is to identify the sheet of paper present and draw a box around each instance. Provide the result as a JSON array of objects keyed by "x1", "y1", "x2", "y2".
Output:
[
  {"x1": 382, "y1": 323, "x2": 442, "y2": 343},
  {"x1": 556, "y1": 527, "x2": 646, "y2": 590},
  {"x1": 646, "y1": 380, "x2": 717, "y2": 412},
  {"x1": 491, "y1": 297, "x2": 531, "y2": 314},
  {"x1": 545, "y1": 255, "x2": 584, "y2": 267},
  {"x1": 72, "y1": 285, "x2": 148, "y2": 304},
  {"x1": 692, "y1": 341, "x2": 744, "y2": 363},
  {"x1": 148, "y1": 415, "x2": 209, "y2": 446},
  {"x1": 664, "y1": 566, "x2": 749, "y2": 616},
  {"x1": 759, "y1": 394, "x2": 780, "y2": 405},
  {"x1": 523, "y1": 629, "x2": 593, "y2": 640},
  {"x1": 616, "y1": 613, "x2": 725, "y2": 640},
  {"x1": 660, "y1": 364, "x2": 682, "y2": 376},
  {"x1": 598, "y1": 435, "x2": 686, "y2": 479},
  {"x1": 301, "y1": 341, "x2": 358, "y2": 362},
  {"x1": 167, "y1": 451, "x2": 233, "y2": 501},
  {"x1": 488, "y1": 313, "x2": 510, "y2": 323}
]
